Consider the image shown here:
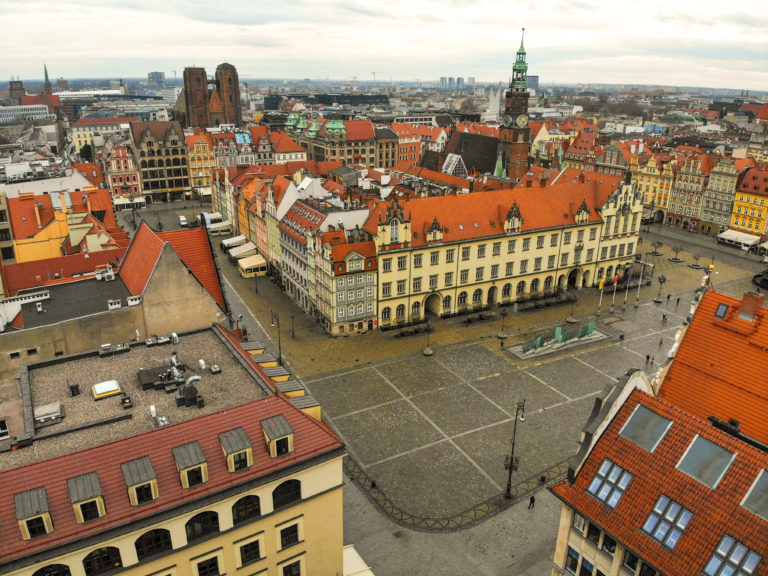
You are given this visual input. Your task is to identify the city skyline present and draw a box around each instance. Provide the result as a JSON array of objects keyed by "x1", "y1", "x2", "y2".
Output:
[{"x1": 1, "y1": 0, "x2": 767, "y2": 92}]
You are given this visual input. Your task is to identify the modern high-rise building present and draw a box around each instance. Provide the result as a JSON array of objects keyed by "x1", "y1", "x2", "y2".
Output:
[
  {"x1": 440, "y1": 77, "x2": 448, "y2": 90},
  {"x1": 147, "y1": 71, "x2": 165, "y2": 87},
  {"x1": 9, "y1": 78, "x2": 24, "y2": 105},
  {"x1": 456, "y1": 77, "x2": 465, "y2": 91},
  {"x1": 448, "y1": 77, "x2": 456, "y2": 90}
]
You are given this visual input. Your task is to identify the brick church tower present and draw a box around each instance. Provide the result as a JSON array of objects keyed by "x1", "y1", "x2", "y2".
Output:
[
  {"x1": 215, "y1": 63, "x2": 242, "y2": 126},
  {"x1": 183, "y1": 67, "x2": 210, "y2": 128},
  {"x1": 498, "y1": 29, "x2": 530, "y2": 182}
]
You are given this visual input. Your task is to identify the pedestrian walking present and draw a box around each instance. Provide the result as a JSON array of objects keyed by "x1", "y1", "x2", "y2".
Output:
[
  {"x1": 659, "y1": 336, "x2": 664, "y2": 347},
  {"x1": 528, "y1": 495, "x2": 536, "y2": 509},
  {"x1": 667, "y1": 294, "x2": 671, "y2": 301},
  {"x1": 651, "y1": 355, "x2": 655, "y2": 365},
  {"x1": 645, "y1": 354, "x2": 650, "y2": 366},
  {"x1": 662, "y1": 313, "x2": 668, "y2": 325},
  {"x1": 676, "y1": 297, "x2": 680, "y2": 307}
]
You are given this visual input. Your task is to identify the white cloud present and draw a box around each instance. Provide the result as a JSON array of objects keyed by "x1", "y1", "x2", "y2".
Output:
[{"x1": 1, "y1": 0, "x2": 766, "y2": 91}]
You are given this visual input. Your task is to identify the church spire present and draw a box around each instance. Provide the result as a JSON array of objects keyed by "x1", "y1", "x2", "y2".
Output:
[
  {"x1": 512, "y1": 28, "x2": 528, "y2": 90},
  {"x1": 42, "y1": 62, "x2": 53, "y2": 95},
  {"x1": 44, "y1": 63, "x2": 50, "y2": 83}
]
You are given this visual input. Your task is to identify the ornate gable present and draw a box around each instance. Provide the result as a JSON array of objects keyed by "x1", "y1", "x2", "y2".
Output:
[
  {"x1": 427, "y1": 215, "x2": 443, "y2": 243},
  {"x1": 504, "y1": 201, "x2": 523, "y2": 234},
  {"x1": 575, "y1": 200, "x2": 591, "y2": 224}
]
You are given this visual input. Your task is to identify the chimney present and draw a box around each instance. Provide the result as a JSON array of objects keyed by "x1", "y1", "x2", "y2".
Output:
[
  {"x1": 540, "y1": 176, "x2": 547, "y2": 189},
  {"x1": 579, "y1": 172, "x2": 586, "y2": 184},
  {"x1": 34, "y1": 201, "x2": 41, "y2": 227},
  {"x1": 741, "y1": 292, "x2": 765, "y2": 317},
  {"x1": 526, "y1": 179, "x2": 532, "y2": 188}
]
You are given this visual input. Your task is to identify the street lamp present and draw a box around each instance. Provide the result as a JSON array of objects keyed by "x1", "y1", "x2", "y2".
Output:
[
  {"x1": 271, "y1": 312, "x2": 283, "y2": 365},
  {"x1": 497, "y1": 306, "x2": 509, "y2": 338},
  {"x1": 423, "y1": 320, "x2": 433, "y2": 356},
  {"x1": 504, "y1": 399, "x2": 526, "y2": 499},
  {"x1": 654, "y1": 274, "x2": 667, "y2": 304},
  {"x1": 291, "y1": 313, "x2": 295, "y2": 339},
  {"x1": 566, "y1": 291, "x2": 578, "y2": 323}
]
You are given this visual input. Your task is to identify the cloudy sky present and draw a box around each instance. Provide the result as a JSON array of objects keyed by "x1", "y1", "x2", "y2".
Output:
[{"x1": 2, "y1": 0, "x2": 767, "y2": 91}]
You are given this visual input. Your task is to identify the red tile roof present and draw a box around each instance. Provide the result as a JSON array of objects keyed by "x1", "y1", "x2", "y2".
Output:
[
  {"x1": 737, "y1": 168, "x2": 768, "y2": 197},
  {"x1": 659, "y1": 290, "x2": 768, "y2": 445},
  {"x1": 117, "y1": 221, "x2": 165, "y2": 295},
  {"x1": 72, "y1": 162, "x2": 105, "y2": 188},
  {"x1": 249, "y1": 125, "x2": 270, "y2": 143},
  {"x1": 455, "y1": 122, "x2": 499, "y2": 137},
  {"x1": 0, "y1": 389, "x2": 343, "y2": 565},
  {"x1": 551, "y1": 389, "x2": 768, "y2": 576},
  {"x1": 20, "y1": 94, "x2": 60, "y2": 108},
  {"x1": 7, "y1": 194, "x2": 56, "y2": 239},
  {"x1": 279, "y1": 201, "x2": 324, "y2": 245},
  {"x1": 343, "y1": 120, "x2": 375, "y2": 142},
  {"x1": 329, "y1": 239, "x2": 377, "y2": 275},
  {"x1": 364, "y1": 170, "x2": 622, "y2": 247},
  {"x1": 271, "y1": 131, "x2": 304, "y2": 154},
  {"x1": 2, "y1": 248, "x2": 125, "y2": 297},
  {"x1": 157, "y1": 227, "x2": 226, "y2": 311}
]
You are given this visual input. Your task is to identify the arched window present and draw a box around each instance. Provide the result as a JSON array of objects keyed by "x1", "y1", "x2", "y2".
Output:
[
  {"x1": 273, "y1": 479, "x2": 301, "y2": 509},
  {"x1": 516, "y1": 281, "x2": 526, "y2": 294},
  {"x1": 544, "y1": 276, "x2": 553, "y2": 290},
  {"x1": 185, "y1": 511, "x2": 219, "y2": 544},
  {"x1": 390, "y1": 219, "x2": 399, "y2": 243},
  {"x1": 442, "y1": 295, "x2": 451, "y2": 310},
  {"x1": 382, "y1": 307, "x2": 391, "y2": 321},
  {"x1": 531, "y1": 278, "x2": 540, "y2": 292},
  {"x1": 472, "y1": 289, "x2": 482, "y2": 303},
  {"x1": 140, "y1": 160, "x2": 147, "y2": 169},
  {"x1": 597, "y1": 268, "x2": 604, "y2": 280},
  {"x1": 458, "y1": 291, "x2": 467, "y2": 305},
  {"x1": 396, "y1": 304, "x2": 405, "y2": 318},
  {"x1": 83, "y1": 547, "x2": 122, "y2": 576},
  {"x1": 232, "y1": 495, "x2": 261, "y2": 525},
  {"x1": 502, "y1": 283, "x2": 511, "y2": 298},
  {"x1": 135, "y1": 529, "x2": 172, "y2": 561},
  {"x1": 606, "y1": 266, "x2": 613, "y2": 282},
  {"x1": 412, "y1": 301, "x2": 420, "y2": 316},
  {"x1": 33, "y1": 565, "x2": 72, "y2": 576}
]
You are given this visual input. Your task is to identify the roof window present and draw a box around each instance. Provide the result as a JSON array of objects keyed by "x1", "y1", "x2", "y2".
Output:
[
  {"x1": 14, "y1": 487, "x2": 53, "y2": 539},
  {"x1": 67, "y1": 472, "x2": 106, "y2": 523},
  {"x1": 642, "y1": 494, "x2": 692, "y2": 550},
  {"x1": 261, "y1": 415, "x2": 294, "y2": 458},
  {"x1": 219, "y1": 427, "x2": 253, "y2": 473},
  {"x1": 677, "y1": 435, "x2": 734, "y2": 489},
  {"x1": 619, "y1": 404, "x2": 672, "y2": 453},
  {"x1": 703, "y1": 535, "x2": 761, "y2": 576},
  {"x1": 121, "y1": 456, "x2": 158, "y2": 505},
  {"x1": 742, "y1": 469, "x2": 768, "y2": 522},
  {"x1": 172, "y1": 441, "x2": 208, "y2": 488},
  {"x1": 715, "y1": 303, "x2": 729, "y2": 319},
  {"x1": 587, "y1": 459, "x2": 633, "y2": 508}
]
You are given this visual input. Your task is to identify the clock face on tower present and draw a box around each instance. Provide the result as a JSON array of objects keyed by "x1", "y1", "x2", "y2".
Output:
[{"x1": 516, "y1": 114, "x2": 528, "y2": 128}]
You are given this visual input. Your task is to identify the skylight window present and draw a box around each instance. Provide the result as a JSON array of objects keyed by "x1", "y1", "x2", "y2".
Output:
[
  {"x1": 677, "y1": 435, "x2": 735, "y2": 489},
  {"x1": 742, "y1": 469, "x2": 768, "y2": 522},
  {"x1": 619, "y1": 404, "x2": 672, "y2": 453},
  {"x1": 642, "y1": 494, "x2": 692, "y2": 550},
  {"x1": 703, "y1": 535, "x2": 761, "y2": 576},
  {"x1": 715, "y1": 303, "x2": 729, "y2": 319},
  {"x1": 587, "y1": 459, "x2": 633, "y2": 508}
]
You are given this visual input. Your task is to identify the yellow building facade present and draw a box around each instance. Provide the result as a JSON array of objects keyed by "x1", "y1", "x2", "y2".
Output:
[
  {"x1": 630, "y1": 155, "x2": 674, "y2": 222},
  {"x1": 730, "y1": 178, "x2": 768, "y2": 236}
]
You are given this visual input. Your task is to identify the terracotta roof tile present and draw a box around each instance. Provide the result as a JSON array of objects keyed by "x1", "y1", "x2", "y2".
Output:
[
  {"x1": 117, "y1": 221, "x2": 165, "y2": 295},
  {"x1": 0, "y1": 387, "x2": 343, "y2": 565},
  {"x1": 551, "y1": 389, "x2": 768, "y2": 576},
  {"x1": 343, "y1": 120, "x2": 375, "y2": 142}
]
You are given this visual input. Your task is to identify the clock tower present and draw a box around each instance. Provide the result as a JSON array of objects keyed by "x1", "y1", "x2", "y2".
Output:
[{"x1": 498, "y1": 29, "x2": 530, "y2": 182}]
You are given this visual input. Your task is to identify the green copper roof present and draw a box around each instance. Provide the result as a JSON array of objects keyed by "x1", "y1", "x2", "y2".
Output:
[
  {"x1": 493, "y1": 151, "x2": 507, "y2": 178},
  {"x1": 44, "y1": 63, "x2": 50, "y2": 83},
  {"x1": 518, "y1": 28, "x2": 526, "y2": 55}
]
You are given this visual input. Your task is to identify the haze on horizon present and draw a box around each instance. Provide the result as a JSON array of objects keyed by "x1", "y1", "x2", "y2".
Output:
[{"x1": 1, "y1": 0, "x2": 767, "y2": 93}]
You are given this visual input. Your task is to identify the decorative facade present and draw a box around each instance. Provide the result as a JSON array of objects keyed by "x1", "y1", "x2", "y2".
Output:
[{"x1": 498, "y1": 30, "x2": 531, "y2": 182}]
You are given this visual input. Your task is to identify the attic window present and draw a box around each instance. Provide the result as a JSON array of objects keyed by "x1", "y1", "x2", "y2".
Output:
[
  {"x1": 121, "y1": 456, "x2": 158, "y2": 505},
  {"x1": 67, "y1": 472, "x2": 105, "y2": 523},
  {"x1": 172, "y1": 441, "x2": 208, "y2": 488},
  {"x1": 587, "y1": 459, "x2": 633, "y2": 508},
  {"x1": 14, "y1": 487, "x2": 53, "y2": 540},
  {"x1": 715, "y1": 304, "x2": 728, "y2": 319},
  {"x1": 704, "y1": 535, "x2": 762, "y2": 576},
  {"x1": 677, "y1": 435, "x2": 734, "y2": 489},
  {"x1": 261, "y1": 414, "x2": 294, "y2": 458},
  {"x1": 219, "y1": 427, "x2": 253, "y2": 473},
  {"x1": 742, "y1": 469, "x2": 768, "y2": 522},
  {"x1": 619, "y1": 404, "x2": 672, "y2": 453}
]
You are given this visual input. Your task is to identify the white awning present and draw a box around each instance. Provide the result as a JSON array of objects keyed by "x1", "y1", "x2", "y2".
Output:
[
  {"x1": 238, "y1": 254, "x2": 267, "y2": 270},
  {"x1": 228, "y1": 242, "x2": 257, "y2": 258},
  {"x1": 113, "y1": 197, "x2": 131, "y2": 205},
  {"x1": 718, "y1": 229, "x2": 760, "y2": 246}
]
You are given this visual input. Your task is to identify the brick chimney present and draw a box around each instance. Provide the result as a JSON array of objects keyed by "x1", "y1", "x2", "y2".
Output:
[
  {"x1": 579, "y1": 172, "x2": 586, "y2": 184},
  {"x1": 741, "y1": 292, "x2": 765, "y2": 317}
]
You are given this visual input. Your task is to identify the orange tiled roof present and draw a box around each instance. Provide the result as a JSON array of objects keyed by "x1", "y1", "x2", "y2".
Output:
[
  {"x1": 20, "y1": 94, "x2": 60, "y2": 108},
  {"x1": 249, "y1": 125, "x2": 269, "y2": 142},
  {"x1": 659, "y1": 290, "x2": 768, "y2": 444},
  {"x1": 343, "y1": 120, "x2": 375, "y2": 142},
  {"x1": 271, "y1": 131, "x2": 304, "y2": 154},
  {"x1": 456, "y1": 122, "x2": 499, "y2": 137},
  {"x1": 72, "y1": 162, "x2": 105, "y2": 188},
  {"x1": 330, "y1": 239, "x2": 377, "y2": 274},
  {"x1": 185, "y1": 133, "x2": 213, "y2": 148},
  {"x1": 551, "y1": 389, "x2": 768, "y2": 576},
  {"x1": 737, "y1": 168, "x2": 768, "y2": 197},
  {"x1": 363, "y1": 171, "x2": 621, "y2": 246},
  {"x1": 7, "y1": 194, "x2": 56, "y2": 239},
  {"x1": 117, "y1": 221, "x2": 165, "y2": 295},
  {"x1": 157, "y1": 227, "x2": 226, "y2": 311},
  {"x1": 0, "y1": 381, "x2": 343, "y2": 565}
]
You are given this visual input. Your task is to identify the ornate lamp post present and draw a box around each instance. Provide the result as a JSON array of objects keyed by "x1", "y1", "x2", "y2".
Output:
[
  {"x1": 654, "y1": 274, "x2": 667, "y2": 304},
  {"x1": 504, "y1": 399, "x2": 526, "y2": 499},
  {"x1": 271, "y1": 312, "x2": 283, "y2": 365}
]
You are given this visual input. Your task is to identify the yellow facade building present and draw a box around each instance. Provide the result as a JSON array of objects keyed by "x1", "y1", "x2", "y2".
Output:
[
  {"x1": 630, "y1": 154, "x2": 674, "y2": 223},
  {"x1": 729, "y1": 167, "x2": 768, "y2": 237}
]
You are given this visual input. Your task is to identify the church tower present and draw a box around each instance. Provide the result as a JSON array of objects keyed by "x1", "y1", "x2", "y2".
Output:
[
  {"x1": 215, "y1": 63, "x2": 242, "y2": 126},
  {"x1": 42, "y1": 63, "x2": 53, "y2": 96},
  {"x1": 498, "y1": 29, "x2": 530, "y2": 182}
]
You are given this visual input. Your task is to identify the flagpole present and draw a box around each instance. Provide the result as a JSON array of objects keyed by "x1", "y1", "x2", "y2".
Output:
[
  {"x1": 610, "y1": 272, "x2": 619, "y2": 311},
  {"x1": 597, "y1": 282, "x2": 604, "y2": 316},
  {"x1": 623, "y1": 270, "x2": 631, "y2": 307},
  {"x1": 634, "y1": 263, "x2": 644, "y2": 308}
]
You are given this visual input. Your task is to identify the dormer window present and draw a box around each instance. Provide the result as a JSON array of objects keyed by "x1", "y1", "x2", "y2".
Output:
[
  {"x1": 219, "y1": 427, "x2": 253, "y2": 473},
  {"x1": 173, "y1": 441, "x2": 208, "y2": 488},
  {"x1": 68, "y1": 472, "x2": 105, "y2": 523},
  {"x1": 261, "y1": 415, "x2": 294, "y2": 458},
  {"x1": 15, "y1": 487, "x2": 53, "y2": 539},
  {"x1": 121, "y1": 456, "x2": 158, "y2": 506}
]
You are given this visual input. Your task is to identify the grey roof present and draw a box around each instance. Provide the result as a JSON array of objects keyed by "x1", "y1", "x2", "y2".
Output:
[
  {"x1": 240, "y1": 341, "x2": 265, "y2": 351},
  {"x1": 261, "y1": 414, "x2": 293, "y2": 441},
  {"x1": 290, "y1": 396, "x2": 320, "y2": 410},
  {"x1": 20, "y1": 277, "x2": 130, "y2": 329},
  {"x1": 172, "y1": 441, "x2": 207, "y2": 470},
  {"x1": 14, "y1": 487, "x2": 48, "y2": 520},
  {"x1": 263, "y1": 366, "x2": 290, "y2": 379},
  {"x1": 67, "y1": 471, "x2": 102, "y2": 503},
  {"x1": 443, "y1": 131, "x2": 499, "y2": 175},
  {"x1": 275, "y1": 381, "x2": 304, "y2": 394},
  {"x1": 121, "y1": 456, "x2": 156, "y2": 486},
  {"x1": 420, "y1": 149, "x2": 442, "y2": 172},
  {"x1": 374, "y1": 126, "x2": 398, "y2": 140},
  {"x1": 218, "y1": 427, "x2": 251, "y2": 455}
]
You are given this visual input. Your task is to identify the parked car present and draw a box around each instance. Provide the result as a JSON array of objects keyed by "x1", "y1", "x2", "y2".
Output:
[
  {"x1": 179, "y1": 215, "x2": 188, "y2": 227},
  {"x1": 752, "y1": 274, "x2": 768, "y2": 289}
]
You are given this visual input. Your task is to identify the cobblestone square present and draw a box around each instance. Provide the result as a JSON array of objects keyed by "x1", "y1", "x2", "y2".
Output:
[
  {"x1": 410, "y1": 383, "x2": 509, "y2": 436},
  {"x1": 473, "y1": 370, "x2": 567, "y2": 414},
  {"x1": 526, "y1": 356, "x2": 616, "y2": 399},
  {"x1": 376, "y1": 356, "x2": 458, "y2": 397},
  {"x1": 307, "y1": 368, "x2": 400, "y2": 415},
  {"x1": 434, "y1": 343, "x2": 516, "y2": 380}
]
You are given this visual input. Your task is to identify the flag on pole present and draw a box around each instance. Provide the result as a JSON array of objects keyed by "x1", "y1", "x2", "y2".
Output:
[
  {"x1": 599, "y1": 279, "x2": 605, "y2": 290},
  {"x1": 614, "y1": 270, "x2": 620, "y2": 284}
]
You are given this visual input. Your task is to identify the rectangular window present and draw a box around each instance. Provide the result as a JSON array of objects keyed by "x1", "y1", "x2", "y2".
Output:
[
  {"x1": 564, "y1": 232, "x2": 572, "y2": 244},
  {"x1": 586, "y1": 249, "x2": 594, "y2": 262},
  {"x1": 461, "y1": 247, "x2": 471, "y2": 260},
  {"x1": 337, "y1": 278, "x2": 344, "y2": 288},
  {"x1": 232, "y1": 451, "x2": 249, "y2": 471},
  {"x1": 508, "y1": 239, "x2": 516, "y2": 253},
  {"x1": 135, "y1": 482, "x2": 155, "y2": 505},
  {"x1": 642, "y1": 494, "x2": 692, "y2": 550},
  {"x1": 197, "y1": 557, "x2": 220, "y2": 576},
  {"x1": 446, "y1": 249, "x2": 455, "y2": 263},
  {"x1": 382, "y1": 283, "x2": 391, "y2": 297},
  {"x1": 280, "y1": 524, "x2": 300, "y2": 549},
  {"x1": 551, "y1": 233, "x2": 559, "y2": 247},
  {"x1": 445, "y1": 272, "x2": 454, "y2": 286},
  {"x1": 398, "y1": 256, "x2": 407, "y2": 270},
  {"x1": 186, "y1": 467, "x2": 204, "y2": 487},
  {"x1": 477, "y1": 244, "x2": 486, "y2": 258},
  {"x1": 240, "y1": 540, "x2": 261, "y2": 565},
  {"x1": 577, "y1": 229, "x2": 584, "y2": 242},
  {"x1": 460, "y1": 269, "x2": 469, "y2": 283},
  {"x1": 383, "y1": 258, "x2": 392, "y2": 272},
  {"x1": 397, "y1": 280, "x2": 406, "y2": 295},
  {"x1": 506, "y1": 262, "x2": 514, "y2": 276},
  {"x1": 522, "y1": 238, "x2": 531, "y2": 251},
  {"x1": 609, "y1": 245, "x2": 617, "y2": 258},
  {"x1": 25, "y1": 516, "x2": 49, "y2": 538},
  {"x1": 430, "y1": 274, "x2": 438, "y2": 289},
  {"x1": 547, "y1": 255, "x2": 556, "y2": 269},
  {"x1": 534, "y1": 257, "x2": 542, "y2": 271},
  {"x1": 282, "y1": 560, "x2": 302, "y2": 576},
  {"x1": 587, "y1": 459, "x2": 633, "y2": 508},
  {"x1": 589, "y1": 228, "x2": 597, "y2": 241},
  {"x1": 493, "y1": 241, "x2": 501, "y2": 256},
  {"x1": 565, "y1": 547, "x2": 579, "y2": 575},
  {"x1": 601, "y1": 247, "x2": 608, "y2": 260},
  {"x1": 491, "y1": 264, "x2": 499, "y2": 278},
  {"x1": 561, "y1": 253, "x2": 569, "y2": 266},
  {"x1": 618, "y1": 244, "x2": 625, "y2": 257},
  {"x1": 520, "y1": 260, "x2": 528, "y2": 273},
  {"x1": 704, "y1": 535, "x2": 762, "y2": 576},
  {"x1": 414, "y1": 254, "x2": 423, "y2": 267},
  {"x1": 475, "y1": 267, "x2": 484, "y2": 281},
  {"x1": 430, "y1": 251, "x2": 439, "y2": 265},
  {"x1": 413, "y1": 277, "x2": 422, "y2": 292},
  {"x1": 572, "y1": 513, "x2": 586, "y2": 534},
  {"x1": 586, "y1": 523, "x2": 601, "y2": 545},
  {"x1": 536, "y1": 235, "x2": 545, "y2": 249}
]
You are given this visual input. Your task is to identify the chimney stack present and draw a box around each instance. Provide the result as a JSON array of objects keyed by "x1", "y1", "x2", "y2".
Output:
[{"x1": 741, "y1": 292, "x2": 765, "y2": 317}]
